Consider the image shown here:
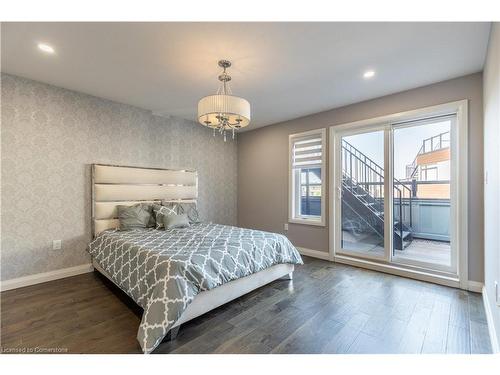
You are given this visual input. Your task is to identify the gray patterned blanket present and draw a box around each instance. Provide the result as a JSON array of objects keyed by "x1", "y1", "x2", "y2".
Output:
[{"x1": 87, "y1": 223, "x2": 303, "y2": 353}]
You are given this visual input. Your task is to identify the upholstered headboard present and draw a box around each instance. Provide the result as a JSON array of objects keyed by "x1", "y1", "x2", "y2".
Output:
[{"x1": 91, "y1": 164, "x2": 198, "y2": 236}]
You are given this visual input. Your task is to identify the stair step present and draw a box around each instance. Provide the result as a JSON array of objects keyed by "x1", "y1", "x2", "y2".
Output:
[{"x1": 395, "y1": 230, "x2": 412, "y2": 239}]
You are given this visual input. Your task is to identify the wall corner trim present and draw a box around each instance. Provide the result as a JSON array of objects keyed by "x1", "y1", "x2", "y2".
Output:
[
  {"x1": 0, "y1": 264, "x2": 94, "y2": 292},
  {"x1": 296, "y1": 247, "x2": 331, "y2": 261},
  {"x1": 467, "y1": 280, "x2": 484, "y2": 293},
  {"x1": 482, "y1": 286, "x2": 500, "y2": 353}
]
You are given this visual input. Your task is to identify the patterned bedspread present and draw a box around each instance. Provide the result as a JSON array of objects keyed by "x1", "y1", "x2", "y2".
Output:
[{"x1": 87, "y1": 223, "x2": 303, "y2": 353}]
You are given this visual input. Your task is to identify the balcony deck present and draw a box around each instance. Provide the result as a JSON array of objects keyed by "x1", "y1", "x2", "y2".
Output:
[
  {"x1": 341, "y1": 231, "x2": 451, "y2": 266},
  {"x1": 395, "y1": 238, "x2": 451, "y2": 266}
]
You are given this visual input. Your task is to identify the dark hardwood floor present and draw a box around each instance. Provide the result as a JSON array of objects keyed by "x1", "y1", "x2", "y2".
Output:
[{"x1": 0, "y1": 257, "x2": 492, "y2": 354}]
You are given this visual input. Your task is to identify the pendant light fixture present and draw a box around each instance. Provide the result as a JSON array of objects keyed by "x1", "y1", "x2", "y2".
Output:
[{"x1": 197, "y1": 60, "x2": 251, "y2": 141}]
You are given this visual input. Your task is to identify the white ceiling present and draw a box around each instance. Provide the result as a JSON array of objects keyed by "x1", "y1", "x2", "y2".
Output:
[{"x1": 1, "y1": 22, "x2": 491, "y2": 130}]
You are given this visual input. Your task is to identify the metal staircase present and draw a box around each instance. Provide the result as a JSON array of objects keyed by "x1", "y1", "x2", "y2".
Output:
[{"x1": 341, "y1": 140, "x2": 413, "y2": 250}]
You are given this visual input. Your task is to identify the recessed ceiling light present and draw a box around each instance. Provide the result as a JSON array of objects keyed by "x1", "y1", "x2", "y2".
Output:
[
  {"x1": 37, "y1": 43, "x2": 55, "y2": 54},
  {"x1": 363, "y1": 70, "x2": 375, "y2": 79}
]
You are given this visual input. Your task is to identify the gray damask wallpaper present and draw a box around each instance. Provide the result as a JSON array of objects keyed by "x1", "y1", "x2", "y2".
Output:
[{"x1": 1, "y1": 73, "x2": 237, "y2": 281}]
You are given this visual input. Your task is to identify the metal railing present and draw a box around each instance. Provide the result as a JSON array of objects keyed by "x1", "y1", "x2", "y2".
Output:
[
  {"x1": 423, "y1": 131, "x2": 450, "y2": 153},
  {"x1": 342, "y1": 140, "x2": 413, "y2": 242}
]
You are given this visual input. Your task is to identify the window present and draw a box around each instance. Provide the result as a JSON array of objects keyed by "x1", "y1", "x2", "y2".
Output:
[
  {"x1": 289, "y1": 128, "x2": 326, "y2": 226},
  {"x1": 421, "y1": 164, "x2": 438, "y2": 181},
  {"x1": 300, "y1": 168, "x2": 322, "y2": 216}
]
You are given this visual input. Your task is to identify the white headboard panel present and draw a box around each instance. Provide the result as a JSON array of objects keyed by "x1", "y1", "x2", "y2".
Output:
[{"x1": 92, "y1": 164, "x2": 198, "y2": 236}]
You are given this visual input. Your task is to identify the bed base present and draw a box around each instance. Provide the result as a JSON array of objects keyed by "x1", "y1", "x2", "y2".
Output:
[{"x1": 92, "y1": 260, "x2": 294, "y2": 341}]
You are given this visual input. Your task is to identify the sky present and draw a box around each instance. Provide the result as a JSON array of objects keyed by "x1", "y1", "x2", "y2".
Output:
[{"x1": 343, "y1": 120, "x2": 451, "y2": 179}]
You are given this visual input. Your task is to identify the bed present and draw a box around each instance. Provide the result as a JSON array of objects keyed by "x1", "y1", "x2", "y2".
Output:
[{"x1": 88, "y1": 164, "x2": 303, "y2": 353}]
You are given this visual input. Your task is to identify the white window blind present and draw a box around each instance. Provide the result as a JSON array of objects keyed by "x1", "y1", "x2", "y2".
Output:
[
  {"x1": 288, "y1": 128, "x2": 326, "y2": 226},
  {"x1": 291, "y1": 135, "x2": 323, "y2": 169}
]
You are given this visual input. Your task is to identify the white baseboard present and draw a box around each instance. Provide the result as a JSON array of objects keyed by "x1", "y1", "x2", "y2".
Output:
[
  {"x1": 1, "y1": 264, "x2": 94, "y2": 292},
  {"x1": 467, "y1": 280, "x2": 484, "y2": 293},
  {"x1": 297, "y1": 247, "x2": 331, "y2": 261},
  {"x1": 482, "y1": 286, "x2": 500, "y2": 353}
]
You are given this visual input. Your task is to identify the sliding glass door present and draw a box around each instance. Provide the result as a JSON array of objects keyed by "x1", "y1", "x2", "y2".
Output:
[
  {"x1": 333, "y1": 112, "x2": 459, "y2": 276},
  {"x1": 338, "y1": 129, "x2": 387, "y2": 260},
  {"x1": 391, "y1": 116, "x2": 456, "y2": 273}
]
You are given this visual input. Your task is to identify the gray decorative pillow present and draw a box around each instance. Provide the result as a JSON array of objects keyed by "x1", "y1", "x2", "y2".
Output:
[
  {"x1": 117, "y1": 203, "x2": 153, "y2": 230},
  {"x1": 177, "y1": 202, "x2": 201, "y2": 223},
  {"x1": 143, "y1": 203, "x2": 156, "y2": 228},
  {"x1": 163, "y1": 213, "x2": 190, "y2": 229},
  {"x1": 152, "y1": 203, "x2": 178, "y2": 229}
]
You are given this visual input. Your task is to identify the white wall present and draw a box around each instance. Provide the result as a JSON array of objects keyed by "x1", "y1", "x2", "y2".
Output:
[{"x1": 483, "y1": 22, "x2": 500, "y2": 351}]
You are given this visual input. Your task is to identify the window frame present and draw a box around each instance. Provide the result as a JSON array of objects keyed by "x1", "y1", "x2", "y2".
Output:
[{"x1": 288, "y1": 128, "x2": 327, "y2": 226}]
